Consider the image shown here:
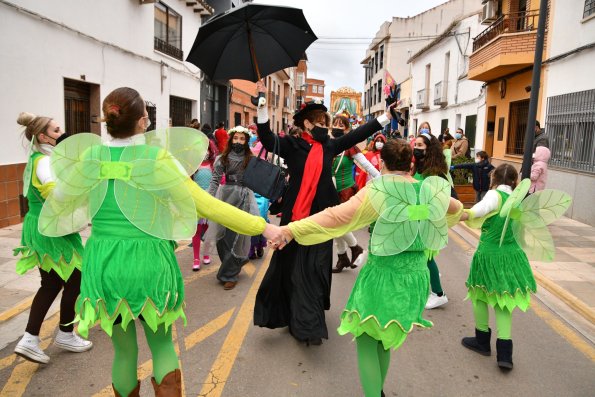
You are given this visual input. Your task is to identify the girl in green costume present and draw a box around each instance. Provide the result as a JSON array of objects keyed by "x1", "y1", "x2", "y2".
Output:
[
  {"x1": 272, "y1": 140, "x2": 463, "y2": 397},
  {"x1": 38, "y1": 88, "x2": 283, "y2": 397},
  {"x1": 13, "y1": 112, "x2": 92, "y2": 365}
]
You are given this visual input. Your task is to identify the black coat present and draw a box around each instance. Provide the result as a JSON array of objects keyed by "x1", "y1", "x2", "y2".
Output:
[{"x1": 452, "y1": 160, "x2": 495, "y2": 192}]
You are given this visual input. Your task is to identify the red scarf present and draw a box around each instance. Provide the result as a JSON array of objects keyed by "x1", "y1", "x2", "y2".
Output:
[{"x1": 292, "y1": 132, "x2": 323, "y2": 221}]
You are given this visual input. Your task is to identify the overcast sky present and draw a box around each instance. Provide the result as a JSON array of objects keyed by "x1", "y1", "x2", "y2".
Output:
[{"x1": 254, "y1": 0, "x2": 448, "y2": 105}]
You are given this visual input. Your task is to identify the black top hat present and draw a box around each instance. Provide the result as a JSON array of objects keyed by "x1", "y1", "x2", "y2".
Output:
[{"x1": 293, "y1": 99, "x2": 327, "y2": 124}]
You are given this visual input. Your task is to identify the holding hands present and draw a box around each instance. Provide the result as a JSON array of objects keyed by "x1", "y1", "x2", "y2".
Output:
[{"x1": 262, "y1": 224, "x2": 293, "y2": 250}]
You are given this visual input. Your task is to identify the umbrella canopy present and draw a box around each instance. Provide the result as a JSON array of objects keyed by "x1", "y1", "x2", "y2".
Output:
[{"x1": 186, "y1": 4, "x2": 317, "y2": 82}]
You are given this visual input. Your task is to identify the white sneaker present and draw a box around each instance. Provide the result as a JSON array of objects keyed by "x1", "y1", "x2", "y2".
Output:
[
  {"x1": 14, "y1": 332, "x2": 50, "y2": 364},
  {"x1": 425, "y1": 292, "x2": 448, "y2": 309},
  {"x1": 54, "y1": 330, "x2": 93, "y2": 353}
]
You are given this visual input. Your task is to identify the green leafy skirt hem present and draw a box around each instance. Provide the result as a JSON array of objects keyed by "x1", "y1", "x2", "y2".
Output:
[
  {"x1": 75, "y1": 297, "x2": 187, "y2": 338},
  {"x1": 338, "y1": 310, "x2": 433, "y2": 351},
  {"x1": 465, "y1": 284, "x2": 535, "y2": 312},
  {"x1": 13, "y1": 247, "x2": 82, "y2": 281}
]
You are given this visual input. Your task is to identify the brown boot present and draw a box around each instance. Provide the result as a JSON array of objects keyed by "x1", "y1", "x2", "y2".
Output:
[
  {"x1": 349, "y1": 245, "x2": 364, "y2": 268},
  {"x1": 112, "y1": 380, "x2": 140, "y2": 397},
  {"x1": 151, "y1": 369, "x2": 182, "y2": 397},
  {"x1": 332, "y1": 253, "x2": 351, "y2": 273}
]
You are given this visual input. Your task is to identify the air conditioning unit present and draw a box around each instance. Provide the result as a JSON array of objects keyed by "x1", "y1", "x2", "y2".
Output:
[{"x1": 481, "y1": 0, "x2": 498, "y2": 24}]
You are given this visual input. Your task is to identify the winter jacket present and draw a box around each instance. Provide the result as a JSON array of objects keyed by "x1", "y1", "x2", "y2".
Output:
[
  {"x1": 452, "y1": 160, "x2": 495, "y2": 192},
  {"x1": 533, "y1": 129, "x2": 550, "y2": 152},
  {"x1": 530, "y1": 146, "x2": 550, "y2": 193},
  {"x1": 452, "y1": 137, "x2": 469, "y2": 159}
]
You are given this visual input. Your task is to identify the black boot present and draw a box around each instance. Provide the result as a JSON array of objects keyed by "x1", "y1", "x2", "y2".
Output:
[
  {"x1": 461, "y1": 328, "x2": 491, "y2": 356},
  {"x1": 332, "y1": 253, "x2": 351, "y2": 273},
  {"x1": 349, "y1": 245, "x2": 364, "y2": 268},
  {"x1": 496, "y1": 339, "x2": 513, "y2": 370},
  {"x1": 381, "y1": 390, "x2": 385, "y2": 397}
]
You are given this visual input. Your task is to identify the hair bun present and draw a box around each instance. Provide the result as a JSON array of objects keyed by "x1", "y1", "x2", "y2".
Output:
[{"x1": 17, "y1": 112, "x2": 37, "y2": 127}]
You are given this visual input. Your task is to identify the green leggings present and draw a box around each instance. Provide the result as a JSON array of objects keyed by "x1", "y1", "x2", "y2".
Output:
[
  {"x1": 427, "y1": 258, "x2": 443, "y2": 294},
  {"x1": 110, "y1": 321, "x2": 179, "y2": 396},
  {"x1": 356, "y1": 333, "x2": 391, "y2": 397},
  {"x1": 472, "y1": 300, "x2": 512, "y2": 339}
]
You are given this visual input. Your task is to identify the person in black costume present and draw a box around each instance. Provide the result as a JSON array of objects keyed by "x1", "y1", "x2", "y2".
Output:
[{"x1": 253, "y1": 81, "x2": 394, "y2": 345}]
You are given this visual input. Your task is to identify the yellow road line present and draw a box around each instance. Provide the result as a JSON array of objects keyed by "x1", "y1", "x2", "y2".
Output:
[
  {"x1": 198, "y1": 250, "x2": 273, "y2": 397},
  {"x1": 173, "y1": 323, "x2": 187, "y2": 397},
  {"x1": 532, "y1": 302, "x2": 595, "y2": 362},
  {"x1": 185, "y1": 308, "x2": 235, "y2": 351},
  {"x1": 92, "y1": 359, "x2": 154, "y2": 397},
  {"x1": 0, "y1": 296, "x2": 34, "y2": 324},
  {"x1": 243, "y1": 262, "x2": 255, "y2": 278},
  {"x1": 184, "y1": 266, "x2": 217, "y2": 285}
]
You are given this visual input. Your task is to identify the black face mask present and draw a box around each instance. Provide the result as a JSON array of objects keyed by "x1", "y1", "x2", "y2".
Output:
[
  {"x1": 311, "y1": 126, "x2": 329, "y2": 142},
  {"x1": 331, "y1": 128, "x2": 345, "y2": 138},
  {"x1": 413, "y1": 148, "x2": 426, "y2": 161},
  {"x1": 231, "y1": 143, "x2": 245, "y2": 154}
]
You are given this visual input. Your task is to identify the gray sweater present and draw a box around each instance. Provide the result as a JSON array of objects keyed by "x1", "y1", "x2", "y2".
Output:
[{"x1": 208, "y1": 151, "x2": 249, "y2": 196}]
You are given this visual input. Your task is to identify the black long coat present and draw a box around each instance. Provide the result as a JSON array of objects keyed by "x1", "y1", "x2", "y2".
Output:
[{"x1": 253, "y1": 118, "x2": 383, "y2": 342}]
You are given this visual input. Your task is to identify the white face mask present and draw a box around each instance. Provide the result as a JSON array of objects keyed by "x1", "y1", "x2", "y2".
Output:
[
  {"x1": 475, "y1": 158, "x2": 481, "y2": 163},
  {"x1": 375, "y1": 142, "x2": 384, "y2": 150}
]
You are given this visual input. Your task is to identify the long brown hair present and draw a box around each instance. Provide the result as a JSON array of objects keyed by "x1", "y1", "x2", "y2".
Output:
[
  {"x1": 220, "y1": 130, "x2": 252, "y2": 169},
  {"x1": 413, "y1": 133, "x2": 448, "y2": 177},
  {"x1": 490, "y1": 164, "x2": 518, "y2": 189},
  {"x1": 102, "y1": 87, "x2": 145, "y2": 138}
]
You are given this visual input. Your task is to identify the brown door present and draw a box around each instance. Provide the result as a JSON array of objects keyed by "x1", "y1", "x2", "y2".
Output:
[{"x1": 64, "y1": 79, "x2": 91, "y2": 134}]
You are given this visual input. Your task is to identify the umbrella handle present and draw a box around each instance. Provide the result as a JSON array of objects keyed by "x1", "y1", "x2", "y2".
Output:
[{"x1": 247, "y1": 24, "x2": 261, "y2": 81}]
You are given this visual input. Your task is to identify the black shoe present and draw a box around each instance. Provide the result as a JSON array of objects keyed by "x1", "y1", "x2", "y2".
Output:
[
  {"x1": 349, "y1": 245, "x2": 364, "y2": 268},
  {"x1": 305, "y1": 338, "x2": 323, "y2": 346},
  {"x1": 461, "y1": 328, "x2": 492, "y2": 356},
  {"x1": 332, "y1": 253, "x2": 351, "y2": 273},
  {"x1": 496, "y1": 339, "x2": 513, "y2": 370},
  {"x1": 256, "y1": 247, "x2": 264, "y2": 258},
  {"x1": 381, "y1": 390, "x2": 386, "y2": 397}
]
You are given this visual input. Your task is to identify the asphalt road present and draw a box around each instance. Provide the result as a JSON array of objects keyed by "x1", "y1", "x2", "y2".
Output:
[{"x1": 0, "y1": 227, "x2": 594, "y2": 397}]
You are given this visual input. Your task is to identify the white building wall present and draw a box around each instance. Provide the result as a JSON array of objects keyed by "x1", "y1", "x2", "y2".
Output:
[
  {"x1": 410, "y1": 13, "x2": 486, "y2": 152},
  {"x1": 0, "y1": 0, "x2": 204, "y2": 166}
]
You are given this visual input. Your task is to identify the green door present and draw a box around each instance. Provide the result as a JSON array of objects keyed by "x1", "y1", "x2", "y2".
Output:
[{"x1": 465, "y1": 115, "x2": 477, "y2": 148}]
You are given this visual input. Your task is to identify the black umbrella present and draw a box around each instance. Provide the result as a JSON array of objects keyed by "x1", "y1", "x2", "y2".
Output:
[{"x1": 186, "y1": 3, "x2": 317, "y2": 82}]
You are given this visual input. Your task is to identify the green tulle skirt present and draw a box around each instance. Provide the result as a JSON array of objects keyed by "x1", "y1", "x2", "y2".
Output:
[
  {"x1": 466, "y1": 240, "x2": 536, "y2": 312},
  {"x1": 14, "y1": 213, "x2": 83, "y2": 281},
  {"x1": 338, "y1": 251, "x2": 433, "y2": 350},
  {"x1": 75, "y1": 237, "x2": 186, "y2": 338}
]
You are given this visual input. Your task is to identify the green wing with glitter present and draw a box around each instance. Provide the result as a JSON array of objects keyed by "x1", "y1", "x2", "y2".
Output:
[
  {"x1": 22, "y1": 139, "x2": 35, "y2": 197},
  {"x1": 368, "y1": 175, "x2": 450, "y2": 256},
  {"x1": 510, "y1": 189, "x2": 572, "y2": 261},
  {"x1": 38, "y1": 133, "x2": 110, "y2": 237},
  {"x1": 115, "y1": 128, "x2": 209, "y2": 240},
  {"x1": 443, "y1": 149, "x2": 454, "y2": 187},
  {"x1": 498, "y1": 178, "x2": 531, "y2": 247}
]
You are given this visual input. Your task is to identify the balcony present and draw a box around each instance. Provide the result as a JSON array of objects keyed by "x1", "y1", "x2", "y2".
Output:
[
  {"x1": 154, "y1": 37, "x2": 183, "y2": 61},
  {"x1": 416, "y1": 89, "x2": 429, "y2": 110},
  {"x1": 468, "y1": 10, "x2": 541, "y2": 82},
  {"x1": 433, "y1": 81, "x2": 447, "y2": 106}
]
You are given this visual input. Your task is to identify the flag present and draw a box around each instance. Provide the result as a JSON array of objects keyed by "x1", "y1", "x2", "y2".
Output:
[{"x1": 383, "y1": 70, "x2": 396, "y2": 97}]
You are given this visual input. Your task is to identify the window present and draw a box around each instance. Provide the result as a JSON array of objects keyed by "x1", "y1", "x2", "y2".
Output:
[
  {"x1": 146, "y1": 101, "x2": 157, "y2": 129},
  {"x1": 380, "y1": 45, "x2": 384, "y2": 69},
  {"x1": 373, "y1": 83, "x2": 377, "y2": 104},
  {"x1": 585, "y1": 0, "x2": 595, "y2": 18},
  {"x1": 374, "y1": 52, "x2": 379, "y2": 74},
  {"x1": 170, "y1": 95, "x2": 192, "y2": 127},
  {"x1": 297, "y1": 72, "x2": 305, "y2": 87},
  {"x1": 377, "y1": 79, "x2": 382, "y2": 105},
  {"x1": 506, "y1": 99, "x2": 530, "y2": 155},
  {"x1": 154, "y1": 3, "x2": 183, "y2": 60}
]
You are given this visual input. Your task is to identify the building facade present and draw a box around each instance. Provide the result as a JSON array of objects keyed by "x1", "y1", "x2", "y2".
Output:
[
  {"x1": 229, "y1": 80, "x2": 257, "y2": 127},
  {"x1": 266, "y1": 68, "x2": 296, "y2": 134},
  {"x1": 330, "y1": 87, "x2": 362, "y2": 116},
  {"x1": 0, "y1": 0, "x2": 211, "y2": 227},
  {"x1": 541, "y1": 0, "x2": 595, "y2": 225},
  {"x1": 305, "y1": 78, "x2": 325, "y2": 103},
  {"x1": 409, "y1": 11, "x2": 486, "y2": 151}
]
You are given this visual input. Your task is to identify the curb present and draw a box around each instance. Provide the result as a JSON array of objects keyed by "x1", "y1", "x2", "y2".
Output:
[
  {"x1": 0, "y1": 296, "x2": 34, "y2": 324},
  {"x1": 455, "y1": 222, "x2": 595, "y2": 326}
]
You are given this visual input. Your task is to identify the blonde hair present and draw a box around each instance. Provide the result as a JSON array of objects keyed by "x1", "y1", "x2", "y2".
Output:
[{"x1": 17, "y1": 112, "x2": 53, "y2": 155}]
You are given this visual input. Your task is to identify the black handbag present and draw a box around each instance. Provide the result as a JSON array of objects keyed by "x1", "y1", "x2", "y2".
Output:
[{"x1": 244, "y1": 134, "x2": 287, "y2": 202}]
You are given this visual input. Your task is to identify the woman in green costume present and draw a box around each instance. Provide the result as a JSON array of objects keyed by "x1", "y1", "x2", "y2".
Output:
[
  {"x1": 459, "y1": 164, "x2": 571, "y2": 370},
  {"x1": 13, "y1": 112, "x2": 92, "y2": 365},
  {"x1": 271, "y1": 140, "x2": 463, "y2": 397},
  {"x1": 38, "y1": 87, "x2": 283, "y2": 397}
]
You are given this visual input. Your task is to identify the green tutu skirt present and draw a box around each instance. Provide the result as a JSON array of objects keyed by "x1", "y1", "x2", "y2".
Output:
[
  {"x1": 466, "y1": 241, "x2": 536, "y2": 312},
  {"x1": 14, "y1": 213, "x2": 83, "y2": 281},
  {"x1": 338, "y1": 251, "x2": 432, "y2": 350},
  {"x1": 75, "y1": 237, "x2": 186, "y2": 338}
]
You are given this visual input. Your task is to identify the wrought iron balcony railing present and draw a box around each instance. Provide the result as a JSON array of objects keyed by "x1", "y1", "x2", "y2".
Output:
[
  {"x1": 154, "y1": 37, "x2": 183, "y2": 60},
  {"x1": 472, "y1": 10, "x2": 540, "y2": 52}
]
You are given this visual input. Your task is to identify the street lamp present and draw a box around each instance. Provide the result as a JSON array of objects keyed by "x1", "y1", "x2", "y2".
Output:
[{"x1": 362, "y1": 64, "x2": 373, "y2": 121}]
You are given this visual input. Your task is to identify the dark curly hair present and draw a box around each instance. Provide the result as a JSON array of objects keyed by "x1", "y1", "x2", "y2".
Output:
[
  {"x1": 220, "y1": 130, "x2": 252, "y2": 169},
  {"x1": 413, "y1": 133, "x2": 448, "y2": 177}
]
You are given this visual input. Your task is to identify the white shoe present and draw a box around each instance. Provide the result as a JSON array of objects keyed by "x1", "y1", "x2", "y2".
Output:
[
  {"x1": 14, "y1": 332, "x2": 50, "y2": 364},
  {"x1": 54, "y1": 330, "x2": 93, "y2": 353},
  {"x1": 352, "y1": 250, "x2": 368, "y2": 268},
  {"x1": 425, "y1": 292, "x2": 448, "y2": 309}
]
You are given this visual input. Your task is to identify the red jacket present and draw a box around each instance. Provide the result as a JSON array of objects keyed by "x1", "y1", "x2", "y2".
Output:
[{"x1": 215, "y1": 128, "x2": 228, "y2": 153}]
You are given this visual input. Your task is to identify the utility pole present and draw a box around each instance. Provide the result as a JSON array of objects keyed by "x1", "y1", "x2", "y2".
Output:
[{"x1": 521, "y1": 0, "x2": 548, "y2": 179}]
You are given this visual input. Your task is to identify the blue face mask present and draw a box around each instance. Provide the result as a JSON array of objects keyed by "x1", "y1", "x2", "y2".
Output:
[
  {"x1": 455, "y1": 133, "x2": 463, "y2": 139},
  {"x1": 420, "y1": 128, "x2": 430, "y2": 135}
]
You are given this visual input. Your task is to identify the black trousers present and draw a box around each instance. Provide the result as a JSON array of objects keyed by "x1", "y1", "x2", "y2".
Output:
[{"x1": 25, "y1": 268, "x2": 81, "y2": 336}]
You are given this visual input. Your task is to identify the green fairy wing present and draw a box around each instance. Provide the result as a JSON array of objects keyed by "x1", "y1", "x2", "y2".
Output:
[
  {"x1": 418, "y1": 176, "x2": 451, "y2": 251},
  {"x1": 115, "y1": 128, "x2": 208, "y2": 240},
  {"x1": 368, "y1": 175, "x2": 418, "y2": 255},
  {"x1": 443, "y1": 149, "x2": 454, "y2": 187},
  {"x1": 38, "y1": 133, "x2": 110, "y2": 237},
  {"x1": 22, "y1": 139, "x2": 35, "y2": 197},
  {"x1": 511, "y1": 189, "x2": 572, "y2": 261},
  {"x1": 498, "y1": 178, "x2": 531, "y2": 246}
]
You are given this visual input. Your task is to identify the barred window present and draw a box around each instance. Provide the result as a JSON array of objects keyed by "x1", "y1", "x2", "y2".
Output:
[
  {"x1": 546, "y1": 89, "x2": 595, "y2": 173},
  {"x1": 506, "y1": 99, "x2": 529, "y2": 156},
  {"x1": 585, "y1": 0, "x2": 595, "y2": 18},
  {"x1": 155, "y1": 3, "x2": 183, "y2": 60}
]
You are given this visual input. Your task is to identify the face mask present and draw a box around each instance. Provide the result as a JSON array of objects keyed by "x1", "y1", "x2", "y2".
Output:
[
  {"x1": 375, "y1": 142, "x2": 384, "y2": 150},
  {"x1": 311, "y1": 126, "x2": 329, "y2": 142},
  {"x1": 231, "y1": 143, "x2": 244, "y2": 154},
  {"x1": 420, "y1": 128, "x2": 430, "y2": 135},
  {"x1": 455, "y1": 133, "x2": 463, "y2": 139},
  {"x1": 331, "y1": 128, "x2": 344, "y2": 138},
  {"x1": 413, "y1": 148, "x2": 425, "y2": 161},
  {"x1": 475, "y1": 158, "x2": 481, "y2": 163}
]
